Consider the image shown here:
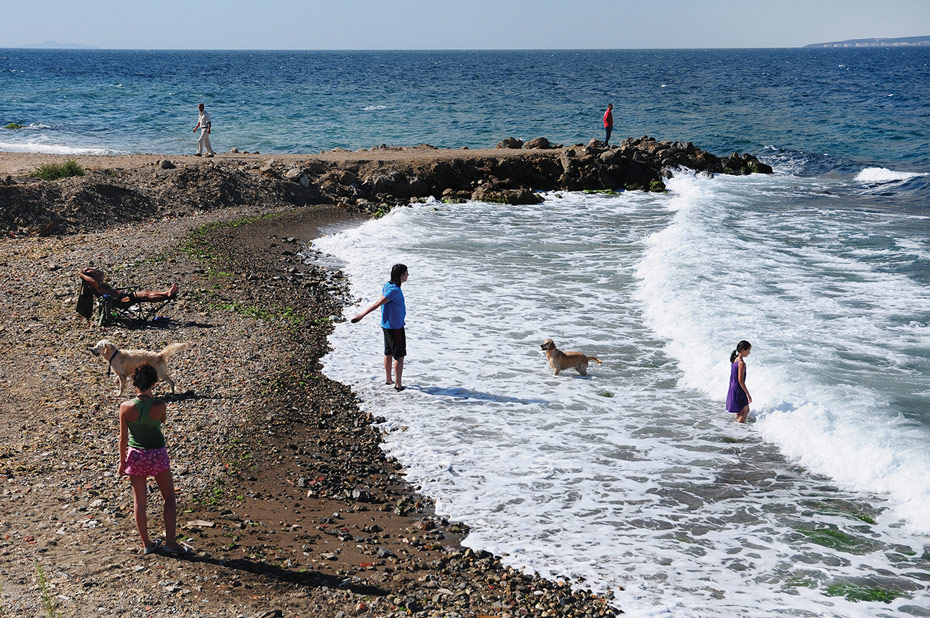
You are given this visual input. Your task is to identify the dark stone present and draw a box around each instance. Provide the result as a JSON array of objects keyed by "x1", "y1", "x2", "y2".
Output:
[
  {"x1": 523, "y1": 137, "x2": 551, "y2": 150},
  {"x1": 471, "y1": 185, "x2": 543, "y2": 205},
  {"x1": 496, "y1": 137, "x2": 524, "y2": 149}
]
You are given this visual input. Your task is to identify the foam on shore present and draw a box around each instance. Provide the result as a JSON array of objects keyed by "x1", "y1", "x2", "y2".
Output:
[{"x1": 314, "y1": 171, "x2": 930, "y2": 615}]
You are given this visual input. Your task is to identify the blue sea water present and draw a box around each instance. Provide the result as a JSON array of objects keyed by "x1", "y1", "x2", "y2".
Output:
[
  {"x1": 1, "y1": 48, "x2": 929, "y2": 167},
  {"x1": 3, "y1": 49, "x2": 930, "y2": 615}
]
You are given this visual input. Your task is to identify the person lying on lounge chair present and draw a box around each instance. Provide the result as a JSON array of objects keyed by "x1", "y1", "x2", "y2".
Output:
[{"x1": 79, "y1": 268, "x2": 179, "y2": 304}]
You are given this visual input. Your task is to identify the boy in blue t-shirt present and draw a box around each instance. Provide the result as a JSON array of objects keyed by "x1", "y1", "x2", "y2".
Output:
[{"x1": 351, "y1": 264, "x2": 409, "y2": 391}]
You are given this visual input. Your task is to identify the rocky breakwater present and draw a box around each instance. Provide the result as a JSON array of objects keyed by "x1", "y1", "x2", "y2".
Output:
[
  {"x1": 0, "y1": 138, "x2": 772, "y2": 236},
  {"x1": 262, "y1": 137, "x2": 772, "y2": 212},
  {"x1": 268, "y1": 137, "x2": 771, "y2": 214}
]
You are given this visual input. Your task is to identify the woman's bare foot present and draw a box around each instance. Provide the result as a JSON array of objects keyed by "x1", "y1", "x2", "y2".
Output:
[{"x1": 167, "y1": 283, "x2": 179, "y2": 298}]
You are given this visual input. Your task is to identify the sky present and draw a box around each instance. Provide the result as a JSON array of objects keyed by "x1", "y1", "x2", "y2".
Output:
[{"x1": 2, "y1": 0, "x2": 929, "y2": 50}]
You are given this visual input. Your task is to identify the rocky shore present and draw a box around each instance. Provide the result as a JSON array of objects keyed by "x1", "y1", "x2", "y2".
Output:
[
  {"x1": 0, "y1": 141, "x2": 770, "y2": 616},
  {"x1": 0, "y1": 137, "x2": 770, "y2": 237}
]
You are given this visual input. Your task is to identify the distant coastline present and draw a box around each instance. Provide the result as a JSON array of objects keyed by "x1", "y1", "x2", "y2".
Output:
[
  {"x1": 805, "y1": 34, "x2": 930, "y2": 48},
  {"x1": 10, "y1": 40, "x2": 99, "y2": 49}
]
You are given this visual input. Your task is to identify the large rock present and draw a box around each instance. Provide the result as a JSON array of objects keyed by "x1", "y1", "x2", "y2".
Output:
[
  {"x1": 259, "y1": 165, "x2": 279, "y2": 179},
  {"x1": 559, "y1": 149, "x2": 577, "y2": 174},
  {"x1": 497, "y1": 137, "x2": 524, "y2": 149},
  {"x1": 471, "y1": 184, "x2": 543, "y2": 205},
  {"x1": 523, "y1": 137, "x2": 551, "y2": 150}
]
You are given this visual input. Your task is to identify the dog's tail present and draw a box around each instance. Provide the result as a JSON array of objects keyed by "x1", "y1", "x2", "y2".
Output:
[
  {"x1": 159, "y1": 342, "x2": 190, "y2": 358},
  {"x1": 587, "y1": 356, "x2": 603, "y2": 365}
]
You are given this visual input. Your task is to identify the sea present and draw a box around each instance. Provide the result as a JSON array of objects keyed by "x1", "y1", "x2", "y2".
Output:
[{"x1": 3, "y1": 49, "x2": 929, "y2": 616}]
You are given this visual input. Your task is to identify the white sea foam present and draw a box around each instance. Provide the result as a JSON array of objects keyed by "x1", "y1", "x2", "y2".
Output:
[
  {"x1": 314, "y1": 180, "x2": 930, "y2": 616},
  {"x1": 362, "y1": 104, "x2": 388, "y2": 111},
  {"x1": 0, "y1": 141, "x2": 120, "y2": 155},
  {"x1": 639, "y1": 172, "x2": 930, "y2": 532},
  {"x1": 855, "y1": 166, "x2": 927, "y2": 183}
]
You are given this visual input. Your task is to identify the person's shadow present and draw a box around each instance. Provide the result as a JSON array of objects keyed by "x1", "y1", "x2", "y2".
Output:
[
  {"x1": 410, "y1": 385, "x2": 548, "y2": 405},
  {"x1": 164, "y1": 550, "x2": 388, "y2": 597}
]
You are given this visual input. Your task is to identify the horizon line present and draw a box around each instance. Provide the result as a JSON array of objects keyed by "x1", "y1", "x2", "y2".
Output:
[{"x1": 2, "y1": 46, "x2": 817, "y2": 51}]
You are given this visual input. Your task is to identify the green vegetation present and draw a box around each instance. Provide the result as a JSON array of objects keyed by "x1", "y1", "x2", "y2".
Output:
[
  {"x1": 31, "y1": 159, "x2": 85, "y2": 181},
  {"x1": 803, "y1": 499, "x2": 878, "y2": 525},
  {"x1": 371, "y1": 205, "x2": 391, "y2": 219},
  {"x1": 798, "y1": 526, "x2": 877, "y2": 553},
  {"x1": 784, "y1": 577, "x2": 817, "y2": 589},
  {"x1": 825, "y1": 583, "x2": 907, "y2": 603},
  {"x1": 217, "y1": 301, "x2": 305, "y2": 328},
  {"x1": 208, "y1": 485, "x2": 224, "y2": 506},
  {"x1": 3, "y1": 122, "x2": 24, "y2": 129},
  {"x1": 182, "y1": 214, "x2": 317, "y2": 331},
  {"x1": 35, "y1": 560, "x2": 57, "y2": 618},
  {"x1": 649, "y1": 180, "x2": 667, "y2": 192},
  {"x1": 598, "y1": 391, "x2": 614, "y2": 398},
  {"x1": 583, "y1": 189, "x2": 619, "y2": 195}
]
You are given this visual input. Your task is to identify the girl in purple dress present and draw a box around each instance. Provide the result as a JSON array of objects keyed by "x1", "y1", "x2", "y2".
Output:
[{"x1": 726, "y1": 340, "x2": 752, "y2": 423}]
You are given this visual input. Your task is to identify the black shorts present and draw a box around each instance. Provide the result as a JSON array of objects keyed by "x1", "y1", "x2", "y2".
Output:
[{"x1": 382, "y1": 327, "x2": 406, "y2": 358}]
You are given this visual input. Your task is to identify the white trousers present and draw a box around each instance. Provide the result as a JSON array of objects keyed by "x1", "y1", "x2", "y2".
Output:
[{"x1": 197, "y1": 130, "x2": 214, "y2": 155}]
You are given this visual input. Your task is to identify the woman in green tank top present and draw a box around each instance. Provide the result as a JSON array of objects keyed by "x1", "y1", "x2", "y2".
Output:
[{"x1": 118, "y1": 364, "x2": 186, "y2": 555}]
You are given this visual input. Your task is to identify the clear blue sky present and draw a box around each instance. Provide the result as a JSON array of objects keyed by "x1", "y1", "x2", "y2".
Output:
[{"x1": 3, "y1": 0, "x2": 930, "y2": 49}]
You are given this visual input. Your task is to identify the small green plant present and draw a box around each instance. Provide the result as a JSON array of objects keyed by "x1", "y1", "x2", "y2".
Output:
[
  {"x1": 804, "y1": 499, "x2": 878, "y2": 525},
  {"x1": 784, "y1": 577, "x2": 816, "y2": 588},
  {"x1": 798, "y1": 526, "x2": 875, "y2": 553},
  {"x1": 649, "y1": 180, "x2": 667, "y2": 192},
  {"x1": 35, "y1": 560, "x2": 57, "y2": 618},
  {"x1": 3, "y1": 122, "x2": 24, "y2": 129},
  {"x1": 371, "y1": 205, "x2": 391, "y2": 219},
  {"x1": 825, "y1": 583, "x2": 906, "y2": 603},
  {"x1": 31, "y1": 159, "x2": 85, "y2": 181}
]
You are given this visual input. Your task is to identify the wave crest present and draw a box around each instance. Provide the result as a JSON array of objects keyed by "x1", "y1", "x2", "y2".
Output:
[{"x1": 855, "y1": 166, "x2": 927, "y2": 183}]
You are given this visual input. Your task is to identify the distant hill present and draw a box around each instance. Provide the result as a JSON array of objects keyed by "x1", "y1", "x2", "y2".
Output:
[
  {"x1": 805, "y1": 35, "x2": 930, "y2": 48},
  {"x1": 12, "y1": 41, "x2": 98, "y2": 49}
]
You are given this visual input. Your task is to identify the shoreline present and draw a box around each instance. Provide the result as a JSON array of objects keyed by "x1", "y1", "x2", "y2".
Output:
[{"x1": 0, "y1": 148, "x2": 629, "y2": 615}]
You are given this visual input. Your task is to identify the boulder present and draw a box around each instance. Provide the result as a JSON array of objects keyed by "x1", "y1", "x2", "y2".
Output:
[
  {"x1": 229, "y1": 147, "x2": 239, "y2": 153},
  {"x1": 159, "y1": 159, "x2": 175, "y2": 170},
  {"x1": 598, "y1": 150, "x2": 620, "y2": 165},
  {"x1": 259, "y1": 165, "x2": 279, "y2": 179},
  {"x1": 496, "y1": 137, "x2": 524, "y2": 149},
  {"x1": 523, "y1": 137, "x2": 551, "y2": 150},
  {"x1": 559, "y1": 149, "x2": 577, "y2": 174},
  {"x1": 471, "y1": 185, "x2": 543, "y2": 205},
  {"x1": 587, "y1": 138, "x2": 606, "y2": 149}
]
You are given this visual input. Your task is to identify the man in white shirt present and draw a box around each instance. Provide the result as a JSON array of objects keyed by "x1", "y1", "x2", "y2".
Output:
[{"x1": 193, "y1": 103, "x2": 215, "y2": 157}]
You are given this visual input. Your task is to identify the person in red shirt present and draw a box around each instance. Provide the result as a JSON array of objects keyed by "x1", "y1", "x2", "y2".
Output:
[{"x1": 603, "y1": 103, "x2": 614, "y2": 146}]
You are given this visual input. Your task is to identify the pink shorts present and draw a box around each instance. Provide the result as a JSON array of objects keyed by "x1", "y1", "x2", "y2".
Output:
[{"x1": 123, "y1": 447, "x2": 170, "y2": 477}]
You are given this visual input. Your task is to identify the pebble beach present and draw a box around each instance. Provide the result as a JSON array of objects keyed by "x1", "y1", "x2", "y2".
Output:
[{"x1": 0, "y1": 151, "x2": 622, "y2": 617}]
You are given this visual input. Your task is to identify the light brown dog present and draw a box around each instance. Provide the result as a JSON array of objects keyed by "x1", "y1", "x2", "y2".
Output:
[
  {"x1": 90, "y1": 338, "x2": 190, "y2": 395},
  {"x1": 540, "y1": 339, "x2": 602, "y2": 376}
]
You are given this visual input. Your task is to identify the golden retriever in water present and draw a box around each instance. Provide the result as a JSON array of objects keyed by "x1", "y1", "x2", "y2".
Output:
[
  {"x1": 90, "y1": 338, "x2": 189, "y2": 395},
  {"x1": 540, "y1": 339, "x2": 602, "y2": 376}
]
